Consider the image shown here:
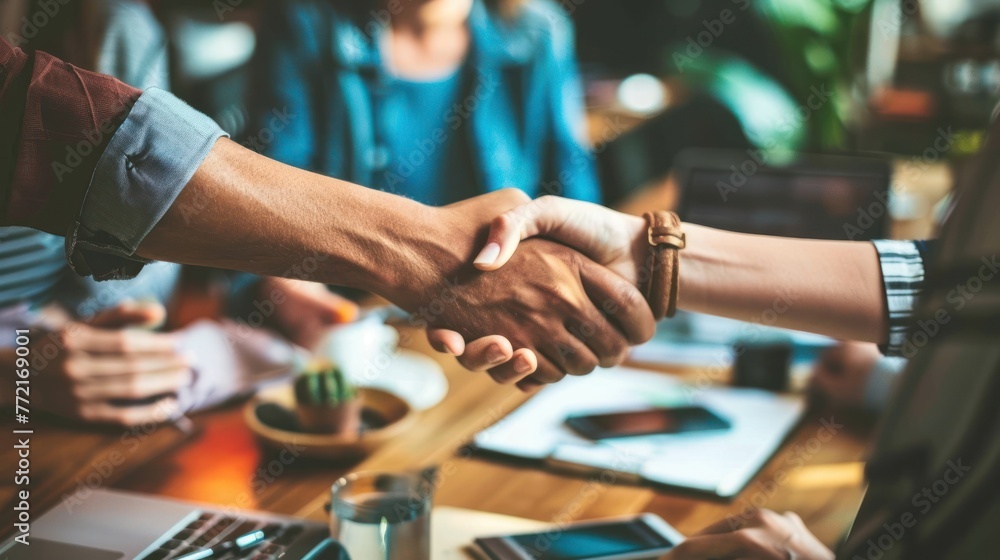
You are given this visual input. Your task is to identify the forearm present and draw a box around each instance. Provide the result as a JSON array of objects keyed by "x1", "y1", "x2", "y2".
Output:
[
  {"x1": 677, "y1": 224, "x2": 888, "y2": 343},
  {"x1": 137, "y1": 138, "x2": 462, "y2": 310}
]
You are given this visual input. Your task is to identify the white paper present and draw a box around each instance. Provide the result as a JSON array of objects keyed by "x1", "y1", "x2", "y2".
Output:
[{"x1": 474, "y1": 367, "x2": 804, "y2": 498}]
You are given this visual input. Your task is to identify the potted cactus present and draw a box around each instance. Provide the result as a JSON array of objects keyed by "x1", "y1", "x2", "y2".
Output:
[{"x1": 293, "y1": 360, "x2": 362, "y2": 436}]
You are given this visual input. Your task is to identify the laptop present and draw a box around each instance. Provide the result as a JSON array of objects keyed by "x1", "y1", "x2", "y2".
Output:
[{"x1": 0, "y1": 489, "x2": 332, "y2": 560}]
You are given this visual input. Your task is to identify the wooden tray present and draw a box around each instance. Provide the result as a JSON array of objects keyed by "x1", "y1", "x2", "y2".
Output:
[{"x1": 245, "y1": 384, "x2": 417, "y2": 462}]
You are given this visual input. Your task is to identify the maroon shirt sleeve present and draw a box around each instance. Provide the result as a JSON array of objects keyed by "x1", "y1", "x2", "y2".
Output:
[{"x1": 0, "y1": 37, "x2": 141, "y2": 234}]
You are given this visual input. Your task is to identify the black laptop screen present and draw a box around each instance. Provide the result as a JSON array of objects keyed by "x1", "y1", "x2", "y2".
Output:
[{"x1": 678, "y1": 156, "x2": 891, "y2": 241}]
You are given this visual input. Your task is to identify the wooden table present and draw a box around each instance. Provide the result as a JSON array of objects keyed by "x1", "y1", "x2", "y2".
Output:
[{"x1": 0, "y1": 326, "x2": 874, "y2": 549}]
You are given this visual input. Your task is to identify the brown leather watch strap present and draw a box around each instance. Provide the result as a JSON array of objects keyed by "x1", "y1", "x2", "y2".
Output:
[{"x1": 643, "y1": 211, "x2": 686, "y2": 320}]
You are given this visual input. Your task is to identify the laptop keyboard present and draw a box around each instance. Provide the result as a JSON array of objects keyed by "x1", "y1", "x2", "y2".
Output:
[{"x1": 138, "y1": 512, "x2": 306, "y2": 560}]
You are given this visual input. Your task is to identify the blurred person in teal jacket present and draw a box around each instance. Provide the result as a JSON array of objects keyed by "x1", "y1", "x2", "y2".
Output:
[{"x1": 251, "y1": 0, "x2": 600, "y2": 205}]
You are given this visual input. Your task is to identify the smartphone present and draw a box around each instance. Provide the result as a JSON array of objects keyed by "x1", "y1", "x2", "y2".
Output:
[
  {"x1": 473, "y1": 513, "x2": 683, "y2": 560},
  {"x1": 565, "y1": 405, "x2": 731, "y2": 440}
]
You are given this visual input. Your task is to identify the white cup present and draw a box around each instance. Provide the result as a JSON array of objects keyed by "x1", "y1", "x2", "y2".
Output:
[{"x1": 314, "y1": 314, "x2": 400, "y2": 385}]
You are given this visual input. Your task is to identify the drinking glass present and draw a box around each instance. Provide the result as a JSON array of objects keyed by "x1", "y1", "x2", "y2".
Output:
[{"x1": 330, "y1": 470, "x2": 435, "y2": 560}]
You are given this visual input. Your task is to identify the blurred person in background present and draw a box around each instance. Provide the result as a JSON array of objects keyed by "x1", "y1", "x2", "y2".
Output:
[
  {"x1": 0, "y1": 0, "x2": 356, "y2": 426},
  {"x1": 251, "y1": 0, "x2": 599, "y2": 205},
  {"x1": 809, "y1": 341, "x2": 907, "y2": 412}
]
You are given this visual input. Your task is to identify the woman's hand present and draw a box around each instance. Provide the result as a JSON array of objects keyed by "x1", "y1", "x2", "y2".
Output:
[
  {"x1": 472, "y1": 196, "x2": 648, "y2": 284},
  {"x1": 31, "y1": 301, "x2": 190, "y2": 426},
  {"x1": 663, "y1": 509, "x2": 834, "y2": 560}
]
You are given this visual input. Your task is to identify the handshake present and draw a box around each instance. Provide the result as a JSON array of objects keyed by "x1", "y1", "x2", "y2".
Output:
[
  {"x1": 387, "y1": 189, "x2": 664, "y2": 391},
  {"x1": 135, "y1": 138, "x2": 881, "y2": 396}
]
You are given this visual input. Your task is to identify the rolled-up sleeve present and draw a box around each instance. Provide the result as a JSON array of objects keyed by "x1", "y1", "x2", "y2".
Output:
[
  {"x1": 68, "y1": 88, "x2": 228, "y2": 279},
  {"x1": 1, "y1": 38, "x2": 227, "y2": 281},
  {"x1": 1, "y1": 38, "x2": 140, "y2": 232},
  {"x1": 872, "y1": 239, "x2": 927, "y2": 356}
]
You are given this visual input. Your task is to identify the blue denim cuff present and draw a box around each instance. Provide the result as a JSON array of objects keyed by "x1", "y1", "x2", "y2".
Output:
[{"x1": 68, "y1": 87, "x2": 228, "y2": 280}]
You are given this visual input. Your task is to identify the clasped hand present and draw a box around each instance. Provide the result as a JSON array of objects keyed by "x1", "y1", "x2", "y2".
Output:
[{"x1": 422, "y1": 195, "x2": 653, "y2": 390}]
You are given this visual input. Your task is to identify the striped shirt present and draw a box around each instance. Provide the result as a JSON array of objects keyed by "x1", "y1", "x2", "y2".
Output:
[
  {"x1": 0, "y1": 228, "x2": 67, "y2": 308},
  {"x1": 841, "y1": 108, "x2": 1000, "y2": 560},
  {"x1": 872, "y1": 238, "x2": 931, "y2": 356}
]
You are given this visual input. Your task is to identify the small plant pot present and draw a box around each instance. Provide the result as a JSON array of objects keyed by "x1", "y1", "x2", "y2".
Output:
[{"x1": 296, "y1": 399, "x2": 363, "y2": 437}]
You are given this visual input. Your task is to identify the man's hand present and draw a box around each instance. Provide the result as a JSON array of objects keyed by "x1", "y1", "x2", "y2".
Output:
[
  {"x1": 262, "y1": 277, "x2": 360, "y2": 349},
  {"x1": 398, "y1": 192, "x2": 654, "y2": 388},
  {"x1": 663, "y1": 509, "x2": 834, "y2": 560},
  {"x1": 427, "y1": 196, "x2": 650, "y2": 384},
  {"x1": 32, "y1": 301, "x2": 189, "y2": 426},
  {"x1": 431, "y1": 238, "x2": 652, "y2": 387}
]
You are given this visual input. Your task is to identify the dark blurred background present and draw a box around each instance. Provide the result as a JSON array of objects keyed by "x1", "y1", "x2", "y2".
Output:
[
  {"x1": 2, "y1": 0, "x2": 995, "y2": 297},
  {"x1": 109, "y1": 0, "x2": 998, "y2": 209}
]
